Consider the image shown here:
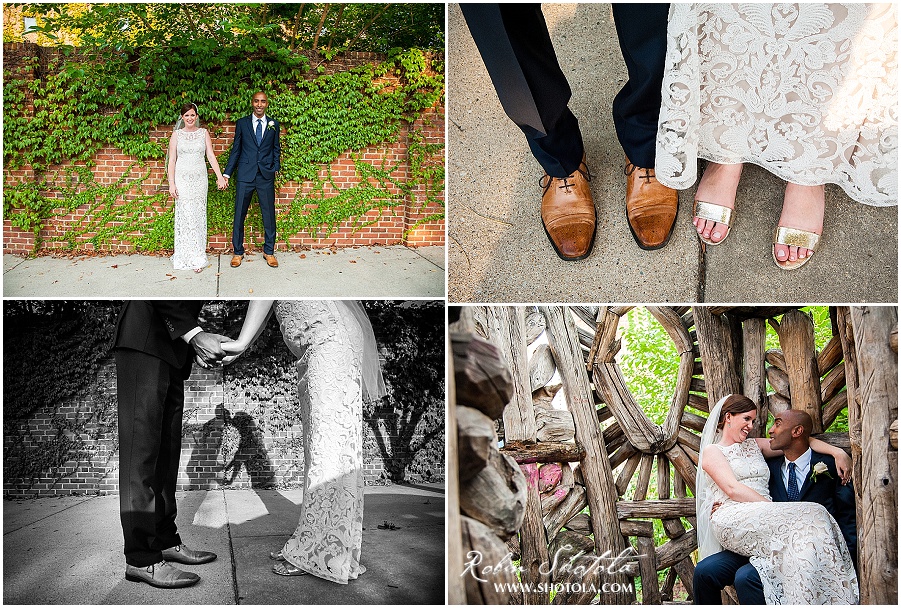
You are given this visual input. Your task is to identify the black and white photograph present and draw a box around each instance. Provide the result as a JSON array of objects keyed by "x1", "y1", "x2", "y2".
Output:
[{"x1": 3, "y1": 300, "x2": 445, "y2": 604}]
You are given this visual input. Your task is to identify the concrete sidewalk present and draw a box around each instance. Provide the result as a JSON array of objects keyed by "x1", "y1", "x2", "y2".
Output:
[
  {"x1": 3, "y1": 246, "x2": 446, "y2": 298},
  {"x1": 3, "y1": 484, "x2": 445, "y2": 605},
  {"x1": 447, "y1": 3, "x2": 898, "y2": 303}
]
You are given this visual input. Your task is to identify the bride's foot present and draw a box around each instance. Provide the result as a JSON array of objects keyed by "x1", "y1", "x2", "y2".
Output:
[
  {"x1": 693, "y1": 162, "x2": 743, "y2": 243},
  {"x1": 193, "y1": 267, "x2": 203, "y2": 274},
  {"x1": 269, "y1": 550, "x2": 285, "y2": 561},
  {"x1": 272, "y1": 562, "x2": 309, "y2": 576},
  {"x1": 773, "y1": 183, "x2": 824, "y2": 269}
]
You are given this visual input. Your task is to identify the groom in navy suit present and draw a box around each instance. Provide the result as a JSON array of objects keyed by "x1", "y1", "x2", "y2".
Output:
[
  {"x1": 223, "y1": 91, "x2": 281, "y2": 268},
  {"x1": 694, "y1": 410, "x2": 857, "y2": 604}
]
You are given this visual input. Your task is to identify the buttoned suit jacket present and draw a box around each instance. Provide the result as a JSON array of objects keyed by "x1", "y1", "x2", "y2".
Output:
[
  {"x1": 113, "y1": 301, "x2": 204, "y2": 379},
  {"x1": 223, "y1": 115, "x2": 281, "y2": 183}
]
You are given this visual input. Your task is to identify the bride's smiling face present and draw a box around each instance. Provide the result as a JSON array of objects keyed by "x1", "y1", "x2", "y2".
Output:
[
  {"x1": 182, "y1": 109, "x2": 198, "y2": 128},
  {"x1": 723, "y1": 410, "x2": 756, "y2": 442}
]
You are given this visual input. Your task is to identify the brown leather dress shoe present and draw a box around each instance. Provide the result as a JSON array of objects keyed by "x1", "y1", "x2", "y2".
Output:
[
  {"x1": 230, "y1": 255, "x2": 243, "y2": 268},
  {"x1": 624, "y1": 156, "x2": 679, "y2": 250},
  {"x1": 162, "y1": 543, "x2": 217, "y2": 565},
  {"x1": 264, "y1": 254, "x2": 278, "y2": 268},
  {"x1": 540, "y1": 157, "x2": 596, "y2": 261},
  {"x1": 125, "y1": 560, "x2": 200, "y2": 588}
]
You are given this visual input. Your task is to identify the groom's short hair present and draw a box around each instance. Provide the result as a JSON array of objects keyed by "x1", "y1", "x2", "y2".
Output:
[{"x1": 782, "y1": 409, "x2": 814, "y2": 439}]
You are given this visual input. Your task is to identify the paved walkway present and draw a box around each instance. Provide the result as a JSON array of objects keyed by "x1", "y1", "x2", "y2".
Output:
[
  {"x1": 3, "y1": 246, "x2": 445, "y2": 298},
  {"x1": 3, "y1": 484, "x2": 445, "y2": 605},
  {"x1": 448, "y1": 3, "x2": 897, "y2": 303}
]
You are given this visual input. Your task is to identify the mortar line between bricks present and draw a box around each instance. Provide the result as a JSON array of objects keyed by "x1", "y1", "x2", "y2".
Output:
[
  {"x1": 223, "y1": 490, "x2": 240, "y2": 604},
  {"x1": 2, "y1": 495, "x2": 101, "y2": 536}
]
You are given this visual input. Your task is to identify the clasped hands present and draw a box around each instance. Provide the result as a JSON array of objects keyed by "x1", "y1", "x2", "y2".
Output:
[{"x1": 189, "y1": 331, "x2": 249, "y2": 369}]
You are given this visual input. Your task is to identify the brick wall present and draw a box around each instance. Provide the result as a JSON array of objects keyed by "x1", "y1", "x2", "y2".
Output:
[
  {"x1": 2, "y1": 42, "x2": 445, "y2": 254},
  {"x1": 3, "y1": 357, "x2": 445, "y2": 497}
]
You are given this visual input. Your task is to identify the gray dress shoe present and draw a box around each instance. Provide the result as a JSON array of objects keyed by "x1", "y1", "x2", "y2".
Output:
[
  {"x1": 125, "y1": 560, "x2": 200, "y2": 588},
  {"x1": 162, "y1": 543, "x2": 217, "y2": 565}
]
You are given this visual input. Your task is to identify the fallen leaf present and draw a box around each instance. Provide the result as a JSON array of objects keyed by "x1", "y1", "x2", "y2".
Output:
[
  {"x1": 110, "y1": 264, "x2": 118, "y2": 269},
  {"x1": 349, "y1": 260, "x2": 356, "y2": 263},
  {"x1": 249, "y1": 288, "x2": 254, "y2": 293},
  {"x1": 300, "y1": 254, "x2": 306, "y2": 259}
]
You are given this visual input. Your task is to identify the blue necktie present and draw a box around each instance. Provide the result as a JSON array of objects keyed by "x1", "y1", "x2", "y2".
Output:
[
  {"x1": 255, "y1": 118, "x2": 263, "y2": 145},
  {"x1": 787, "y1": 462, "x2": 800, "y2": 501}
]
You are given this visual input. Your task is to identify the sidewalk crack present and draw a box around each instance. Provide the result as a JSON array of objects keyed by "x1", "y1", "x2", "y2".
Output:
[
  {"x1": 222, "y1": 490, "x2": 240, "y2": 604},
  {"x1": 696, "y1": 241, "x2": 707, "y2": 303}
]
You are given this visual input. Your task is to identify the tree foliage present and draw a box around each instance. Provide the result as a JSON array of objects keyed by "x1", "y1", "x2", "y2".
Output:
[{"x1": 11, "y1": 3, "x2": 444, "y2": 53}]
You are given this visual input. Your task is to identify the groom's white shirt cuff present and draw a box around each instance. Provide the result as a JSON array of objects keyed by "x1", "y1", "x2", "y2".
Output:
[{"x1": 182, "y1": 327, "x2": 203, "y2": 344}]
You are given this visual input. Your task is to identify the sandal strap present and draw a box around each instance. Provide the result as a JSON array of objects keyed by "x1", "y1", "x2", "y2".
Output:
[
  {"x1": 773, "y1": 226, "x2": 820, "y2": 250},
  {"x1": 694, "y1": 200, "x2": 733, "y2": 225}
]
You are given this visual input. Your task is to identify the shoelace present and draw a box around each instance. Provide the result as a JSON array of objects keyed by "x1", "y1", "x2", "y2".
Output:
[
  {"x1": 539, "y1": 162, "x2": 593, "y2": 194},
  {"x1": 624, "y1": 162, "x2": 656, "y2": 184}
]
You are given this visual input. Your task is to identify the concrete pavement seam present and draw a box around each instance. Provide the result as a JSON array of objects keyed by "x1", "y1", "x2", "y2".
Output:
[
  {"x1": 2, "y1": 495, "x2": 101, "y2": 535},
  {"x1": 222, "y1": 490, "x2": 240, "y2": 605},
  {"x1": 696, "y1": 241, "x2": 707, "y2": 303},
  {"x1": 410, "y1": 247, "x2": 445, "y2": 271}
]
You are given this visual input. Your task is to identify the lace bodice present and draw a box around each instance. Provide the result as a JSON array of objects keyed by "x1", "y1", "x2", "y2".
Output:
[
  {"x1": 708, "y1": 439, "x2": 772, "y2": 505},
  {"x1": 656, "y1": 3, "x2": 898, "y2": 206},
  {"x1": 171, "y1": 128, "x2": 208, "y2": 270}
]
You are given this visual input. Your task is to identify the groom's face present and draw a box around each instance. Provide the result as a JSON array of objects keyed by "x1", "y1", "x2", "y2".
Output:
[{"x1": 252, "y1": 93, "x2": 268, "y2": 118}]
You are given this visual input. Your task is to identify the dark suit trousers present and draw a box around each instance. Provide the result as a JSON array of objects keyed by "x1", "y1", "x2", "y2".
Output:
[
  {"x1": 693, "y1": 549, "x2": 750, "y2": 605},
  {"x1": 233, "y1": 172, "x2": 277, "y2": 255},
  {"x1": 461, "y1": 3, "x2": 669, "y2": 176},
  {"x1": 116, "y1": 349, "x2": 185, "y2": 567}
]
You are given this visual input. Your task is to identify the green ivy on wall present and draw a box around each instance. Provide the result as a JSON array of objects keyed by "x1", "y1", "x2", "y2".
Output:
[{"x1": 3, "y1": 45, "x2": 444, "y2": 253}]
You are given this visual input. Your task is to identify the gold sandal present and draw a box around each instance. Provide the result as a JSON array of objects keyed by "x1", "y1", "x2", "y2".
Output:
[
  {"x1": 693, "y1": 200, "x2": 734, "y2": 246},
  {"x1": 772, "y1": 226, "x2": 820, "y2": 270},
  {"x1": 272, "y1": 562, "x2": 309, "y2": 576}
]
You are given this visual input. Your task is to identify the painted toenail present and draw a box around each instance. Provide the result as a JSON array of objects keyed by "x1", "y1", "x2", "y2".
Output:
[{"x1": 712, "y1": 231, "x2": 720, "y2": 239}]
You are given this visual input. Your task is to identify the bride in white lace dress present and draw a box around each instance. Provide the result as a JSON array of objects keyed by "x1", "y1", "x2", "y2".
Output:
[
  {"x1": 167, "y1": 102, "x2": 227, "y2": 272},
  {"x1": 656, "y1": 4, "x2": 897, "y2": 270},
  {"x1": 222, "y1": 300, "x2": 386, "y2": 584},
  {"x1": 697, "y1": 395, "x2": 859, "y2": 604}
]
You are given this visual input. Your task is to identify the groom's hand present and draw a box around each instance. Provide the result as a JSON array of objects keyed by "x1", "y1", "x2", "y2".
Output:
[{"x1": 190, "y1": 332, "x2": 232, "y2": 367}]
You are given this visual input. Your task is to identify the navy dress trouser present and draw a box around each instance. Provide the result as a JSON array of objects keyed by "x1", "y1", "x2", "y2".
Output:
[
  {"x1": 233, "y1": 171, "x2": 277, "y2": 256},
  {"x1": 461, "y1": 3, "x2": 670, "y2": 177}
]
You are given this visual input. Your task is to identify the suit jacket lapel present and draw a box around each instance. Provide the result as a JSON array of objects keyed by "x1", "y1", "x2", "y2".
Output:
[
  {"x1": 798, "y1": 453, "x2": 822, "y2": 499},
  {"x1": 769, "y1": 458, "x2": 789, "y2": 501}
]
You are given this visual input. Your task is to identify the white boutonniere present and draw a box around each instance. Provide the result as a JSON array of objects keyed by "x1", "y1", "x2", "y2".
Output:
[
  {"x1": 810, "y1": 461, "x2": 833, "y2": 483},
  {"x1": 267, "y1": 120, "x2": 275, "y2": 131}
]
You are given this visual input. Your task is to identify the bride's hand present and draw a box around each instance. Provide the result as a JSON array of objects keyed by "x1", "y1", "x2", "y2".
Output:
[
  {"x1": 835, "y1": 450, "x2": 852, "y2": 484},
  {"x1": 221, "y1": 340, "x2": 247, "y2": 355},
  {"x1": 216, "y1": 176, "x2": 227, "y2": 190},
  {"x1": 169, "y1": 185, "x2": 179, "y2": 199}
]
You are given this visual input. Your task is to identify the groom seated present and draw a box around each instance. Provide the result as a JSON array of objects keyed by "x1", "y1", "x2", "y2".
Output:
[{"x1": 694, "y1": 410, "x2": 857, "y2": 604}]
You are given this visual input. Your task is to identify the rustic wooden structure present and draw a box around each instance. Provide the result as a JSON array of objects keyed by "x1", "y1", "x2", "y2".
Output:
[{"x1": 448, "y1": 306, "x2": 897, "y2": 605}]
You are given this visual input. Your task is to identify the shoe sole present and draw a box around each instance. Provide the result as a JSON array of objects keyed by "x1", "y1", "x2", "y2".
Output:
[
  {"x1": 125, "y1": 573, "x2": 199, "y2": 588},
  {"x1": 162, "y1": 556, "x2": 217, "y2": 565},
  {"x1": 541, "y1": 222, "x2": 597, "y2": 262}
]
